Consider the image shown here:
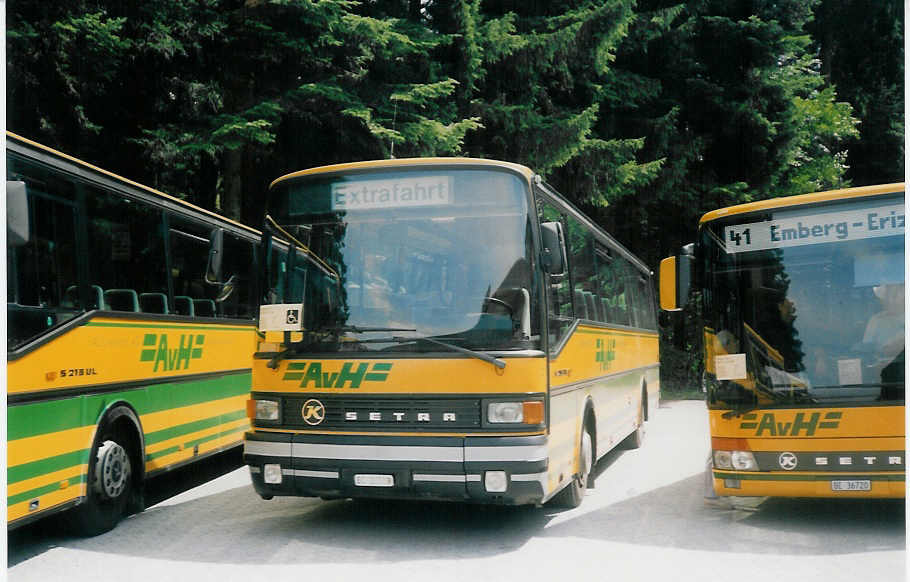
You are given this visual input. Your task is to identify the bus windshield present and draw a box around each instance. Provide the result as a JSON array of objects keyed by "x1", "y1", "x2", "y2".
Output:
[
  {"x1": 265, "y1": 167, "x2": 540, "y2": 352},
  {"x1": 701, "y1": 193, "x2": 905, "y2": 408}
]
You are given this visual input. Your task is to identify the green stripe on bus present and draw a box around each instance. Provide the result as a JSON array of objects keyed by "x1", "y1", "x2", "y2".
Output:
[
  {"x1": 146, "y1": 446, "x2": 181, "y2": 461},
  {"x1": 144, "y1": 409, "x2": 247, "y2": 446},
  {"x1": 8, "y1": 474, "x2": 88, "y2": 507},
  {"x1": 145, "y1": 424, "x2": 247, "y2": 461},
  {"x1": 185, "y1": 424, "x2": 248, "y2": 449},
  {"x1": 287, "y1": 363, "x2": 308, "y2": 370},
  {"x1": 84, "y1": 322, "x2": 252, "y2": 332},
  {"x1": 714, "y1": 471, "x2": 905, "y2": 482},
  {"x1": 8, "y1": 450, "x2": 90, "y2": 485},
  {"x1": 283, "y1": 373, "x2": 304, "y2": 380},
  {"x1": 8, "y1": 373, "x2": 251, "y2": 441},
  {"x1": 372, "y1": 363, "x2": 393, "y2": 371}
]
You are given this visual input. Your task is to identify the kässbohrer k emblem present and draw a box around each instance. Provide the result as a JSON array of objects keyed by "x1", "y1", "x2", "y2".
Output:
[
  {"x1": 302, "y1": 399, "x2": 326, "y2": 425},
  {"x1": 778, "y1": 451, "x2": 798, "y2": 470}
]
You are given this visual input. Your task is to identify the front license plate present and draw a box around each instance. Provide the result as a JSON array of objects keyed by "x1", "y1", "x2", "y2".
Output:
[
  {"x1": 354, "y1": 474, "x2": 395, "y2": 487},
  {"x1": 831, "y1": 480, "x2": 871, "y2": 491}
]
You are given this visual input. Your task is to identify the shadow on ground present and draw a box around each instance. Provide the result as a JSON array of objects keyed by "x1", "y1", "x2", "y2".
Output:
[
  {"x1": 7, "y1": 447, "x2": 243, "y2": 566},
  {"x1": 9, "y1": 443, "x2": 903, "y2": 568}
]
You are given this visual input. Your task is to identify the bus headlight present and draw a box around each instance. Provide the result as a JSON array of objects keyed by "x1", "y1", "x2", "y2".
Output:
[
  {"x1": 486, "y1": 401, "x2": 544, "y2": 424},
  {"x1": 713, "y1": 450, "x2": 733, "y2": 469},
  {"x1": 731, "y1": 451, "x2": 758, "y2": 471},
  {"x1": 254, "y1": 399, "x2": 280, "y2": 421},
  {"x1": 714, "y1": 450, "x2": 758, "y2": 471},
  {"x1": 488, "y1": 402, "x2": 523, "y2": 423}
]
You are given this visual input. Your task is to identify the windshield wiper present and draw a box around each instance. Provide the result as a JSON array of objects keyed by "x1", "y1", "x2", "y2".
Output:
[
  {"x1": 264, "y1": 326, "x2": 418, "y2": 369},
  {"x1": 363, "y1": 334, "x2": 506, "y2": 370},
  {"x1": 319, "y1": 325, "x2": 418, "y2": 334},
  {"x1": 406, "y1": 336, "x2": 507, "y2": 370},
  {"x1": 267, "y1": 348, "x2": 291, "y2": 370},
  {"x1": 265, "y1": 329, "x2": 506, "y2": 370}
]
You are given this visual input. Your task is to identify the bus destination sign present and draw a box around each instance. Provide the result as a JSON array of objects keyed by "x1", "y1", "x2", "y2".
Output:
[
  {"x1": 724, "y1": 203, "x2": 905, "y2": 254},
  {"x1": 331, "y1": 176, "x2": 453, "y2": 211}
]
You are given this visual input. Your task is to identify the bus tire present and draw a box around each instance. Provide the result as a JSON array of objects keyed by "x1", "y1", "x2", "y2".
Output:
[
  {"x1": 70, "y1": 419, "x2": 137, "y2": 535},
  {"x1": 621, "y1": 397, "x2": 645, "y2": 450},
  {"x1": 642, "y1": 386, "x2": 650, "y2": 422},
  {"x1": 550, "y1": 423, "x2": 593, "y2": 509}
]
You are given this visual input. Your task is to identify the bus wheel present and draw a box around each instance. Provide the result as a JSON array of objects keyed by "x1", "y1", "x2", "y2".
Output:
[
  {"x1": 621, "y1": 399, "x2": 645, "y2": 450},
  {"x1": 71, "y1": 429, "x2": 134, "y2": 535},
  {"x1": 550, "y1": 424, "x2": 593, "y2": 509}
]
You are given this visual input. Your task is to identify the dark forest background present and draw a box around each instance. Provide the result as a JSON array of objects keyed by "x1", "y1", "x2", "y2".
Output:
[{"x1": 7, "y1": 0, "x2": 904, "y2": 392}]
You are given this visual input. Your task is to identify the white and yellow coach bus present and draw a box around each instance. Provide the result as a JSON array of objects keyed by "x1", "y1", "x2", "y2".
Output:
[
  {"x1": 243, "y1": 158, "x2": 659, "y2": 507},
  {"x1": 7, "y1": 133, "x2": 264, "y2": 534},
  {"x1": 661, "y1": 183, "x2": 904, "y2": 498}
]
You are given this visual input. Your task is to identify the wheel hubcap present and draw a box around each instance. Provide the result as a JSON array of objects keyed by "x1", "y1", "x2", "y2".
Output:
[{"x1": 94, "y1": 440, "x2": 130, "y2": 500}]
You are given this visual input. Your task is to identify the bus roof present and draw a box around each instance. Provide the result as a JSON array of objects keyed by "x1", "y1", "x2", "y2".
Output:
[
  {"x1": 699, "y1": 183, "x2": 905, "y2": 225},
  {"x1": 270, "y1": 158, "x2": 536, "y2": 189},
  {"x1": 6, "y1": 131, "x2": 261, "y2": 236}
]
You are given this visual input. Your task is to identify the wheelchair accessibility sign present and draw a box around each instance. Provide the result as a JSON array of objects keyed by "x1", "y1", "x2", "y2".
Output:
[{"x1": 259, "y1": 303, "x2": 304, "y2": 332}]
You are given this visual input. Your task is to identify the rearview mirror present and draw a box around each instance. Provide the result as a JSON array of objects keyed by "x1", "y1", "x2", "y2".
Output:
[
  {"x1": 659, "y1": 244, "x2": 694, "y2": 311},
  {"x1": 540, "y1": 221, "x2": 566, "y2": 275},
  {"x1": 206, "y1": 227, "x2": 224, "y2": 284}
]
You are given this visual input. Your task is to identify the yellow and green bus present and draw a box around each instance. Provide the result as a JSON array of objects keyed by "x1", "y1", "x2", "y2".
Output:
[
  {"x1": 660, "y1": 183, "x2": 904, "y2": 498},
  {"x1": 6, "y1": 133, "x2": 265, "y2": 534},
  {"x1": 243, "y1": 158, "x2": 659, "y2": 507}
]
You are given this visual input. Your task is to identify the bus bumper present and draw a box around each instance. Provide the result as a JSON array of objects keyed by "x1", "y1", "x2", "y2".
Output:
[
  {"x1": 712, "y1": 471, "x2": 906, "y2": 498},
  {"x1": 243, "y1": 431, "x2": 548, "y2": 505}
]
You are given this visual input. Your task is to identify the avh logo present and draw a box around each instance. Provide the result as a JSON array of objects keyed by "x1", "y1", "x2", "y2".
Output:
[
  {"x1": 739, "y1": 411, "x2": 842, "y2": 436},
  {"x1": 140, "y1": 334, "x2": 205, "y2": 371},
  {"x1": 283, "y1": 362, "x2": 392, "y2": 389},
  {"x1": 596, "y1": 338, "x2": 616, "y2": 371}
]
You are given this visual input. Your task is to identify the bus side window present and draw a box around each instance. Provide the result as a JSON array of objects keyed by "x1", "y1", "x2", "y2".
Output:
[
  {"x1": 564, "y1": 214, "x2": 596, "y2": 323},
  {"x1": 7, "y1": 190, "x2": 80, "y2": 349},
  {"x1": 218, "y1": 232, "x2": 256, "y2": 319},
  {"x1": 87, "y1": 187, "x2": 168, "y2": 313},
  {"x1": 633, "y1": 275, "x2": 657, "y2": 330},
  {"x1": 169, "y1": 216, "x2": 221, "y2": 317},
  {"x1": 595, "y1": 244, "x2": 630, "y2": 327}
]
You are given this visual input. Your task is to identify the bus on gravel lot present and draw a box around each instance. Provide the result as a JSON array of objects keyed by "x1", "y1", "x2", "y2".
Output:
[
  {"x1": 6, "y1": 133, "x2": 264, "y2": 534},
  {"x1": 243, "y1": 158, "x2": 659, "y2": 508},
  {"x1": 660, "y1": 183, "x2": 905, "y2": 498}
]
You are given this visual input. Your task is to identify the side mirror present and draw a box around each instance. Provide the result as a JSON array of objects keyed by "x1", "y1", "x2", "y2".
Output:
[
  {"x1": 206, "y1": 227, "x2": 224, "y2": 284},
  {"x1": 659, "y1": 244, "x2": 694, "y2": 311},
  {"x1": 7, "y1": 181, "x2": 30, "y2": 247},
  {"x1": 540, "y1": 221, "x2": 566, "y2": 275}
]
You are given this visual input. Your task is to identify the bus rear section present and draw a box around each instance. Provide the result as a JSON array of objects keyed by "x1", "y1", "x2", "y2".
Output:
[
  {"x1": 662, "y1": 183, "x2": 905, "y2": 498},
  {"x1": 243, "y1": 159, "x2": 659, "y2": 507}
]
